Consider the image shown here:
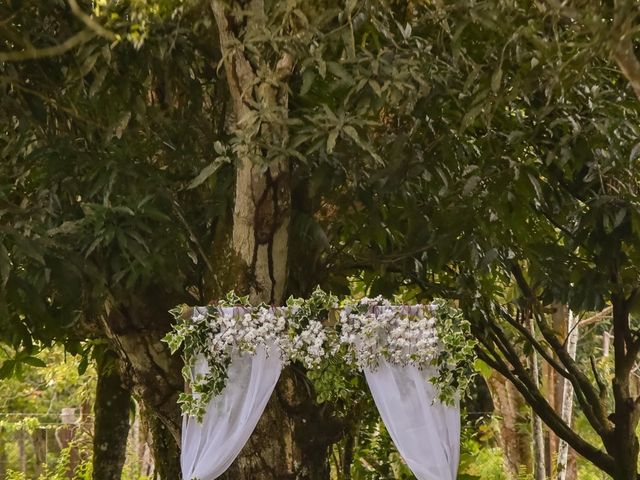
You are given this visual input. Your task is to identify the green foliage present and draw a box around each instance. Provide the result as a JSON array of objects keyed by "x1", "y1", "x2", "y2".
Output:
[
  {"x1": 0, "y1": 346, "x2": 96, "y2": 417},
  {"x1": 0, "y1": 0, "x2": 225, "y2": 353},
  {"x1": 0, "y1": 344, "x2": 155, "y2": 478},
  {"x1": 348, "y1": 420, "x2": 415, "y2": 479},
  {"x1": 457, "y1": 421, "x2": 508, "y2": 480},
  {"x1": 307, "y1": 352, "x2": 361, "y2": 405},
  {"x1": 431, "y1": 299, "x2": 477, "y2": 405},
  {"x1": 0, "y1": 346, "x2": 96, "y2": 477}
]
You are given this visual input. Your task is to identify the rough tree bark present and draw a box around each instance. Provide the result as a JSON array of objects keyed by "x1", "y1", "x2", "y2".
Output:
[
  {"x1": 99, "y1": 287, "x2": 185, "y2": 479},
  {"x1": 92, "y1": 349, "x2": 131, "y2": 480},
  {"x1": 608, "y1": 295, "x2": 640, "y2": 480}
]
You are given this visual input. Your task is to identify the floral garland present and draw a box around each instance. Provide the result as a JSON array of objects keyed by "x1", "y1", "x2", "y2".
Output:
[
  {"x1": 164, "y1": 289, "x2": 476, "y2": 420},
  {"x1": 338, "y1": 297, "x2": 439, "y2": 369},
  {"x1": 163, "y1": 289, "x2": 338, "y2": 419},
  {"x1": 337, "y1": 296, "x2": 475, "y2": 403}
]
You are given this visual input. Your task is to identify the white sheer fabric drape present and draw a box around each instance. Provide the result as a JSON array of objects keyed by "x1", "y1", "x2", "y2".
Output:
[
  {"x1": 181, "y1": 308, "x2": 283, "y2": 480},
  {"x1": 179, "y1": 304, "x2": 460, "y2": 480},
  {"x1": 364, "y1": 359, "x2": 460, "y2": 480}
]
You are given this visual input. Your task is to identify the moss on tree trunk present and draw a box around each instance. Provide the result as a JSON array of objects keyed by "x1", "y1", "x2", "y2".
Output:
[
  {"x1": 92, "y1": 350, "x2": 131, "y2": 480},
  {"x1": 99, "y1": 288, "x2": 186, "y2": 478}
]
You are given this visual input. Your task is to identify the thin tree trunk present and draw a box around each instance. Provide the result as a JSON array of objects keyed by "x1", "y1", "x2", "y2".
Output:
[
  {"x1": 93, "y1": 349, "x2": 131, "y2": 480},
  {"x1": 545, "y1": 303, "x2": 566, "y2": 476},
  {"x1": 342, "y1": 430, "x2": 355, "y2": 480},
  {"x1": 31, "y1": 428, "x2": 47, "y2": 475},
  {"x1": 487, "y1": 373, "x2": 532, "y2": 478},
  {"x1": 609, "y1": 296, "x2": 640, "y2": 480},
  {"x1": 530, "y1": 318, "x2": 546, "y2": 480},
  {"x1": 542, "y1": 360, "x2": 557, "y2": 475},
  {"x1": 557, "y1": 310, "x2": 578, "y2": 480},
  {"x1": 546, "y1": 303, "x2": 578, "y2": 480},
  {"x1": 17, "y1": 430, "x2": 26, "y2": 473},
  {"x1": 0, "y1": 433, "x2": 6, "y2": 478}
]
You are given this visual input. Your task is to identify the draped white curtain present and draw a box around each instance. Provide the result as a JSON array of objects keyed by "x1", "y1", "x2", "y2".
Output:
[
  {"x1": 181, "y1": 308, "x2": 283, "y2": 480},
  {"x1": 364, "y1": 359, "x2": 460, "y2": 480},
  {"x1": 180, "y1": 305, "x2": 460, "y2": 480}
]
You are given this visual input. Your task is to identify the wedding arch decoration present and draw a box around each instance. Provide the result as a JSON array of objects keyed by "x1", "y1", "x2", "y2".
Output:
[{"x1": 164, "y1": 289, "x2": 476, "y2": 480}]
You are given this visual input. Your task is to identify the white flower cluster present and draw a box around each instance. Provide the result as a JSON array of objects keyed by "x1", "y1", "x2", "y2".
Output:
[
  {"x1": 194, "y1": 297, "x2": 441, "y2": 374},
  {"x1": 339, "y1": 297, "x2": 439, "y2": 370},
  {"x1": 194, "y1": 305, "x2": 330, "y2": 372},
  {"x1": 198, "y1": 306, "x2": 286, "y2": 357},
  {"x1": 285, "y1": 319, "x2": 329, "y2": 368}
]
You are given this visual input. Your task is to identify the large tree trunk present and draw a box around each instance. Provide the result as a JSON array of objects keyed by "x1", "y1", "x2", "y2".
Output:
[
  {"x1": 217, "y1": 56, "x2": 297, "y2": 480},
  {"x1": 93, "y1": 349, "x2": 131, "y2": 480},
  {"x1": 608, "y1": 296, "x2": 640, "y2": 480},
  {"x1": 209, "y1": 1, "x2": 337, "y2": 478},
  {"x1": 100, "y1": 287, "x2": 185, "y2": 478}
]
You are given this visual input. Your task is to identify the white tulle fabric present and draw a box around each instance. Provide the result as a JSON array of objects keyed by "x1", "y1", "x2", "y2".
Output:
[
  {"x1": 364, "y1": 359, "x2": 460, "y2": 480},
  {"x1": 180, "y1": 339, "x2": 282, "y2": 479}
]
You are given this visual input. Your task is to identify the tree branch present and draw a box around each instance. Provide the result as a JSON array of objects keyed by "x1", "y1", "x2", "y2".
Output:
[
  {"x1": 580, "y1": 306, "x2": 613, "y2": 327},
  {"x1": 0, "y1": 29, "x2": 95, "y2": 62},
  {"x1": 536, "y1": 309, "x2": 611, "y2": 436},
  {"x1": 486, "y1": 313, "x2": 598, "y2": 436},
  {"x1": 590, "y1": 355, "x2": 608, "y2": 397},
  {"x1": 474, "y1": 342, "x2": 616, "y2": 475},
  {"x1": 497, "y1": 304, "x2": 571, "y2": 378},
  {"x1": 67, "y1": 0, "x2": 116, "y2": 41},
  {"x1": 510, "y1": 261, "x2": 612, "y2": 436}
]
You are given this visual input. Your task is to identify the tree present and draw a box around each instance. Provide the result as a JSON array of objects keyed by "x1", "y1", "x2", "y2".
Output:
[
  {"x1": 92, "y1": 349, "x2": 131, "y2": 480},
  {"x1": 1, "y1": 1, "x2": 215, "y2": 475},
  {"x1": 1, "y1": 0, "x2": 433, "y2": 476}
]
